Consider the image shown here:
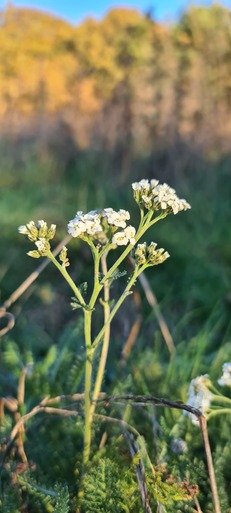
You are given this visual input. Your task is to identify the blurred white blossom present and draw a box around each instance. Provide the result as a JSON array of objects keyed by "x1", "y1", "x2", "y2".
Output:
[
  {"x1": 170, "y1": 438, "x2": 188, "y2": 454},
  {"x1": 218, "y1": 362, "x2": 231, "y2": 387},
  {"x1": 186, "y1": 375, "x2": 212, "y2": 425}
]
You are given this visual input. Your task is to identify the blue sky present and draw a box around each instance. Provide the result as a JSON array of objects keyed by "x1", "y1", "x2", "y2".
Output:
[{"x1": 1, "y1": 0, "x2": 231, "y2": 24}]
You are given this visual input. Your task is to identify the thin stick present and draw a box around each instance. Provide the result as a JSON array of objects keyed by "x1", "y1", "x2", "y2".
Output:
[
  {"x1": 199, "y1": 416, "x2": 221, "y2": 513},
  {"x1": 3, "y1": 235, "x2": 71, "y2": 310},
  {"x1": 129, "y1": 257, "x2": 175, "y2": 354}
]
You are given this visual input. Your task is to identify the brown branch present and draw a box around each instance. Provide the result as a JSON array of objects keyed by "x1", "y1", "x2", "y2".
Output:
[
  {"x1": 95, "y1": 394, "x2": 203, "y2": 418},
  {"x1": 199, "y1": 416, "x2": 221, "y2": 513}
]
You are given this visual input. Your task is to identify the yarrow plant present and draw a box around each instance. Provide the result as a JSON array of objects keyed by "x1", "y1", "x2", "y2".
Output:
[
  {"x1": 186, "y1": 364, "x2": 231, "y2": 425},
  {"x1": 18, "y1": 179, "x2": 191, "y2": 468}
]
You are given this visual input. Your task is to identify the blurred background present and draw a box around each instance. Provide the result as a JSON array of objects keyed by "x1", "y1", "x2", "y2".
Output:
[{"x1": 0, "y1": 0, "x2": 231, "y2": 355}]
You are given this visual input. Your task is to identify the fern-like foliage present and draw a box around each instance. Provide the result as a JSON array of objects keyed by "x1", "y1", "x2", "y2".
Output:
[{"x1": 78, "y1": 458, "x2": 141, "y2": 513}]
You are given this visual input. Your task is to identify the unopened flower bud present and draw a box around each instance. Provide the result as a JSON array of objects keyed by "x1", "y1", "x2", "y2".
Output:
[
  {"x1": 35, "y1": 238, "x2": 50, "y2": 256},
  {"x1": 27, "y1": 250, "x2": 41, "y2": 258},
  {"x1": 47, "y1": 224, "x2": 56, "y2": 240},
  {"x1": 59, "y1": 246, "x2": 70, "y2": 267},
  {"x1": 38, "y1": 220, "x2": 48, "y2": 238}
]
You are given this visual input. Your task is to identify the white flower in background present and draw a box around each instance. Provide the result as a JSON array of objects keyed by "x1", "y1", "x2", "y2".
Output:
[
  {"x1": 186, "y1": 375, "x2": 212, "y2": 425},
  {"x1": 68, "y1": 211, "x2": 102, "y2": 238},
  {"x1": 103, "y1": 208, "x2": 130, "y2": 228},
  {"x1": 218, "y1": 362, "x2": 231, "y2": 387},
  {"x1": 170, "y1": 438, "x2": 188, "y2": 454},
  {"x1": 112, "y1": 225, "x2": 136, "y2": 246}
]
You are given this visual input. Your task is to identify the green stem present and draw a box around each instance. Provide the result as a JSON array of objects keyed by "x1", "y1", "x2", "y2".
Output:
[
  {"x1": 48, "y1": 251, "x2": 85, "y2": 307},
  {"x1": 92, "y1": 264, "x2": 146, "y2": 352},
  {"x1": 88, "y1": 245, "x2": 101, "y2": 308},
  {"x1": 90, "y1": 252, "x2": 111, "y2": 418},
  {"x1": 83, "y1": 309, "x2": 93, "y2": 467},
  {"x1": 101, "y1": 211, "x2": 165, "y2": 287},
  {"x1": 207, "y1": 408, "x2": 231, "y2": 419},
  {"x1": 212, "y1": 394, "x2": 231, "y2": 405}
]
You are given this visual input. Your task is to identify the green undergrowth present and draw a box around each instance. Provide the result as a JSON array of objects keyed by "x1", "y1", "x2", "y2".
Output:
[{"x1": 1, "y1": 148, "x2": 231, "y2": 511}]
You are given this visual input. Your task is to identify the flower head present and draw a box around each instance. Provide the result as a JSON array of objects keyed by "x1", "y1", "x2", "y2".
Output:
[
  {"x1": 218, "y1": 362, "x2": 231, "y2": 387},
  {"x1": 133, "y1": 241, "x2": 170, "y2": 267},
  {"x1": 67, "y1": 211, "x2": 102, "y2": 238},
  {"x1": 186, "y1": 375, "x2": 212, "y2": 425},
  {"x1": 132, "y1": 179, "x2": 191, "y2": 215},
  {"x1": 147, "y1": 242, "x2": 170, "y2": 265},
  {"x1": 68, "y1": 208, "x2": 133, "y2": 247},
  {"x1": 18, "y1": 220, "x2": 56, "y2": 258}
]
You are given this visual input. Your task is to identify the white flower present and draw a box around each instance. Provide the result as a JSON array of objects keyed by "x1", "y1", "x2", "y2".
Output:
[
  {"x1": 218, "y1": 362, "x2": 231, "y2": 387},
  {"x1": 170, "y1": 438, "x2": 188, "y2": 454},
  {"x1": 18, "y1": 225, "x2": 29, "y2": 235},
  {"x1": 186, "y1": 375, "x2": 212, "y2": 425},
  {"x1": 150, "y1": 179, "x2": 159, "y2": 189},
  {"x1": 112, "y1": 225, "x2": 136, "y2": 246},
  {"x1": 124, "y1": 225, "x2": 136, "y2": 245},
  {"x1": 103, "y1": 208, "x2": 130, "y2": 228},
  {"x1": 132, "y1": 179, "x2": 150, "y2": 192},
  {"x1": 68, "y1": 211, "x2": 102, "y2": 238}
]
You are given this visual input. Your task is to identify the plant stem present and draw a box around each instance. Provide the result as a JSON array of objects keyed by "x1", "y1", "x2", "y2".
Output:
[
  {"x1": 211, "y1": 394, "x2": 231, "y2": 405},
  {"x1": 83, "y1": 309, "x2": 93, "y2": 467},
  {"x1": 90, "y1": 252, "x2": 110, "y2": 417},
  {"x1": 207, "y1": 408, "x2": 231, "y2": 419},
  {"x1": 199, "y1": 415, "x2": 221, "y2": 513},
  {"x1": 48, "y1": 251, "x2": 85, "y2": 307},
  {"x1": 92, "y1": 265, "x2": 146, "y2": 352}
]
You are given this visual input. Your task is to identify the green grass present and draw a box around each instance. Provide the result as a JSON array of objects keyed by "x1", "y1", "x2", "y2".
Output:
[{"x1": 1, "y1": 144, "x2": 231, "y2": 511}]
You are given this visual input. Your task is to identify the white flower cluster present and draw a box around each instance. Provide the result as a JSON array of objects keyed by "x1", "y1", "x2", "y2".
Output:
[
  {"x1": 18, "y1": 220, "x2": 56, "y2": 258},
  {"x1": 132, "y1": 179, "x2": 191, "y2": 215},
  {"x1": 133, "y1": 241, "x2": 170, "y2": 266},
  {"x1": 67, "y1": 211, "x2": 102, "y2": 238},
  {"x1": 68, "y1": 209, "x2": 136, "y2": 247},
  {"x1": 103, "y1": 208, "x2": 130, "y2": 228},
  {"x1": 186, "y1": 375, "x2": 212, "y2": 425},
  {"x1": 217, "y1": 362, "x2": 231, "y2": 387}
]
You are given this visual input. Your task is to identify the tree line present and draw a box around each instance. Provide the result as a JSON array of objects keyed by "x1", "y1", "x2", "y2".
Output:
[{"x1": 1, "y1": 3, "x2": 231, "y2": 159}]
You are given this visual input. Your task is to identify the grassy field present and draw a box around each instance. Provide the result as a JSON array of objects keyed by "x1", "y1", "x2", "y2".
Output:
[{"x1": 1, "y1": 145, "x2": 231, "y2": 512}]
